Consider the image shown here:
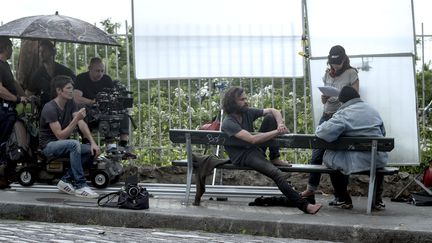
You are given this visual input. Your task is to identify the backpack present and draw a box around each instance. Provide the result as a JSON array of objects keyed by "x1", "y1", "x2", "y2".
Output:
[{"x1": 6, "y1": 120, "x2": 31, "y2": 161}]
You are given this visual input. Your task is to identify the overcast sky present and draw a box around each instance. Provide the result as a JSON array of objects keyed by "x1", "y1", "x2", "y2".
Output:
[
  {"x1": 1, "y1": 0, "x2": 432, "y2": 35},
  {"x1": 0, "y1": 0, "x2": 132, "y2": 33},
  {"x1": 2, "y1": 0, "x2": 432, "y2": 63}
]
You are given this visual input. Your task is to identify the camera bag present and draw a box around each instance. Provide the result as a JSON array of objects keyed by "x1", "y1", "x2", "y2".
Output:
[
  {"x1": 97, "y1": 186, "x2": 149, "y2": 210},
  {"x1": 118, "y1": 186, "x2": 149, "y2": 210},
  {"x1": 98, "y1": 174, "x2": 149, "y2": 210}
]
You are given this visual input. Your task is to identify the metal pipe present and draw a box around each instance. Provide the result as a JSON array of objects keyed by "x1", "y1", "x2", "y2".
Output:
[{"x1": 421, "y1": 23, "x2": 425, "y2": 132}]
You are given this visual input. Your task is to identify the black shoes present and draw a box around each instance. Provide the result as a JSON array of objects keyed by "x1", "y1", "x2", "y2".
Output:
[
  {"x1": 329, "y1": 197, "x2": 353, "y2": 209},
  {"x1": 373, "y1": 200, "x2": 386, "y2": 210}
]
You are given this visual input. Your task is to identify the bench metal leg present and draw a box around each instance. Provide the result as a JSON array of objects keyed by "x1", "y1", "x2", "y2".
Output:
[
  {"x1": 182, "y1": 133, "x2": 193, "y2": 205},
  {"x1": 366, "y1": 140, "x2": 378, "y2": 214}
]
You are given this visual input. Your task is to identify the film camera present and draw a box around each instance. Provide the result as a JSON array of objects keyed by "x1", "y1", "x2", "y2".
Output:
[
  {"x1": 122, "y1": 173, "x2": 142, "y2": 198},
  {"x1": 88, "y1": 80, "x2": 133, "y2": 139}
]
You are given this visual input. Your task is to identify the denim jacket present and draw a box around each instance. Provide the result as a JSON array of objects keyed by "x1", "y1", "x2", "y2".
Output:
[{"x1": 315, "y1": 98, "x2": 388, "y2": 175}]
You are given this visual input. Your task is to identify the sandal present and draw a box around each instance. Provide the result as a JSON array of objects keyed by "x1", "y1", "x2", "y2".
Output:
[
  {"x1": 271, "y1": 159, "x2": 291, "y2": 167},
  {"x1": 340, "y1": 203, "x2": 354, "y2": 209},
  {"x1": 301, "y1": 190, "x2": 315, "y2": 198}
]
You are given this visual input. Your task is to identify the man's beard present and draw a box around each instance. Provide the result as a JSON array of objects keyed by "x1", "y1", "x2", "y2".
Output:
[{"x1": 235, "y1": 103, "x2": 248, "y2": 114}]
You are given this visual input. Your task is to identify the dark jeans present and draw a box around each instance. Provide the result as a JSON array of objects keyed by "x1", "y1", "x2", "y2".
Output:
[
  {"x1": 330, "y1": 171, "x2": 384, "y2": 203},
  {"x1": 242, "y1": 147, "x2": 309, "y2": 212},
  {"x1": 0, "y1": 107, "x2": 17, "y2": 145},
  {"x1": 329, "y1": 171, "x2": 351, "y2": 202},
  {"x1": 258, "y1": 114, "x2": 281, "y2": 161},
  {"x1": 307, "y1": 113, "x2": 332, "y2": 191}
]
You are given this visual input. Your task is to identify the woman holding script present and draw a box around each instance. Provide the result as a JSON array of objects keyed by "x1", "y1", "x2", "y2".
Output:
[{"x1": 301, "y1": 45, "x2": 359, "y2": 207}]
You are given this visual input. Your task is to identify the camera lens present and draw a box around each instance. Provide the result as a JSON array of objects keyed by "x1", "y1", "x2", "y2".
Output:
[{"x1": 128, "y1": 187, "x2": 139, "y2": 197}]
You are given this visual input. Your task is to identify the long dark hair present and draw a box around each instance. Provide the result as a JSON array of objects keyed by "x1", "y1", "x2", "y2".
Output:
[
  {"x1": 327, "y1": 45, "x2": 357, "y2": 77},
  {"x1": 223, "y1": 86, "x2": 244, "y2": 115}
]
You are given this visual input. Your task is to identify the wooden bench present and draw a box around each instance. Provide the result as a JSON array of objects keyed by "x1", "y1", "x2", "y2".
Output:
[{"x1": 169, "y1": 129, "x2": 398, "y2": 214}]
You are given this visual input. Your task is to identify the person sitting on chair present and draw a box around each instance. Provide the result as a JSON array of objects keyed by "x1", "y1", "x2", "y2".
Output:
[
  {"x1": 316, "y1": 86, "x2": 388, "y2": 210},
  {"x1": 221, "y1": 86, "x2": 322, "y2": 214},
  {"x1": 39, "y1": 75, "x2": 99, "y2": 198}
]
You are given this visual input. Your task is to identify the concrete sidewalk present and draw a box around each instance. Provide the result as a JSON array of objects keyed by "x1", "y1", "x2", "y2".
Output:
[{"x1": 0, "y1": 185, "x2": 431, "y2": 242}]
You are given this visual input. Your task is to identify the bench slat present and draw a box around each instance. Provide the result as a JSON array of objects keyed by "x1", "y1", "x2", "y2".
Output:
[
  {"x1": 169, "y1": 129, "x2": 394, "y2": 151},
  {"x1": 172, "y1": 160, "x2": 399, "y2": 175}
]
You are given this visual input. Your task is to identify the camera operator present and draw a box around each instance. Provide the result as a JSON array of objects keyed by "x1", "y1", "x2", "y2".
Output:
[
  {"x1": 0, "y1": 37, "x2": 28, "y2": 188},
  {"x1": 74, "y1": 57, "x2": 132, "y2": 152}
]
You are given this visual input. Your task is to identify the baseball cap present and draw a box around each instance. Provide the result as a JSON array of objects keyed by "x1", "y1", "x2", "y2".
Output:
[{"x1": 328, "y1": 45, "x2": 345, "y2": 65}]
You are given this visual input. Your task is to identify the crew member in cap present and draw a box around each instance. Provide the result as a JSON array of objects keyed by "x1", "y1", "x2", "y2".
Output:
[
  {"x1": 315, "y1": 86, "x2": 388, "y2": 210},
  {"x1": 301, "y1": 45, "x2": 360, "y2": 203}
]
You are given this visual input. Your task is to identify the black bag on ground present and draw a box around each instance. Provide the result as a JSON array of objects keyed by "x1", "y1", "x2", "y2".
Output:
[
  {"x1": 97, "y1": 186, "x2": 149, "y2": 210},
  {"x1": 410, "y1": 192, "x2": 432, "y2": 206},
  {"x1": 117, "y1": 186, "x2": 149, "y2": 210},
  {"x1": 98, "y1": 174, "x2": 149, "y2": 210}
]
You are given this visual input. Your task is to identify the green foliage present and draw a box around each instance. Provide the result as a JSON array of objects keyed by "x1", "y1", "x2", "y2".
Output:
[{"x1": 414, "y1": 62, "x2": 432, "y2": 173}]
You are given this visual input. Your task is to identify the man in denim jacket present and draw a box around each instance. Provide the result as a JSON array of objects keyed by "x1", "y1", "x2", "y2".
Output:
[{"x1": 316, "y1": 86, "x2": 388, "y2": 209}]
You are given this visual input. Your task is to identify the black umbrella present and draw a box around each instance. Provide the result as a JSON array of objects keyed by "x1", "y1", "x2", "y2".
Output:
[{"x1": 0, "y1": 12, "x2": 119, "y2": 46}]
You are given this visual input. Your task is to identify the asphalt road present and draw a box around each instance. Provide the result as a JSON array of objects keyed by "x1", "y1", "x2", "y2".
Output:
[{"x1": 0, "y1": 219, "x2": 337, "y2": 243}]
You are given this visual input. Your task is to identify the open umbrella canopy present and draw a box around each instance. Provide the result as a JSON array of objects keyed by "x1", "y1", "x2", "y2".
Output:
[{"x1": 0, "y1": 12, "x2": 119, "y2": 46}]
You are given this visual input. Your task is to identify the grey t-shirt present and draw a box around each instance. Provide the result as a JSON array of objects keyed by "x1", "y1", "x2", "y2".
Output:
[
  {"x1": 221, "y1": 108, "x2": 263, "y2": 165},
  {"x1": 39, "y1": 99, "x2": 78, "y2": 148},
  {"x1": 323, "y1": 68, "x2": 358, "y2": 114}
]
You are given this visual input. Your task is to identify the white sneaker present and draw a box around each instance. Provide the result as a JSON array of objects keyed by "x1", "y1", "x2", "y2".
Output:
[
  {"x1": 57, "y1": 180, "x2": 75, "y2": 195},
  {"x1": 75, "y1": 186, "x2": 99, "y2": 199}
]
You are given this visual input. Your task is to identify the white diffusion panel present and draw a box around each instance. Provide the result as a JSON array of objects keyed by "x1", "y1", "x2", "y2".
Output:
[
  {"x1": 307, "y1": 0, "x2": 419, "y2": 165},
  {"x1": 307, "y1": 0, "x2": 415, "y2": 57},
  {"x1": 310, "y1": 57, "x2": 419, "y2": 165},
  {"x1": 132, "y1": 0, "x2": 303, "y2": 79}
]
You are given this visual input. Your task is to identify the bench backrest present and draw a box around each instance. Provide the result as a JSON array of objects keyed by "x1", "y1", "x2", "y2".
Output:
[{"x1": 169, "y1": 129, "x2": 394, "y2": 152}]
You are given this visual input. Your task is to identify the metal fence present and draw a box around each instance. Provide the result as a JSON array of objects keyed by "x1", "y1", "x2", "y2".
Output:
[
  {"x1": 133, "y1": 77, "x2": 312, "y2": 165},
  {"x1": 6, "y1": 27, "x2": 432, "y2": 165}
]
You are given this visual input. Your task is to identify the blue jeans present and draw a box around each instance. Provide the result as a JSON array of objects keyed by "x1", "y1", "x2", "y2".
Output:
[
  {"x1": 42, "y1": 139, "x2": 93, "y2": 189},
  {"x1": 307, "y1": 113, "x2": 332, "y2": 192}
]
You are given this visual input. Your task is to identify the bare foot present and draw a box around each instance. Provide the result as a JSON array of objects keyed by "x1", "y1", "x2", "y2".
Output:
[
  {"x1": 306, "y1": 203, "x2": 322, "y2": 214},
  {"x1": 301, "y1": 190, "x2": 315, "y2": 197},
  {"x1": 271, "y1": 158, "x2": 292, "y2": 167}
]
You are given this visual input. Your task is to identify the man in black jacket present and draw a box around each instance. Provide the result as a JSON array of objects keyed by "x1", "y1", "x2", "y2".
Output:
[{"x1": 0, "y1": 37, "x2": 28, "y2": 188}]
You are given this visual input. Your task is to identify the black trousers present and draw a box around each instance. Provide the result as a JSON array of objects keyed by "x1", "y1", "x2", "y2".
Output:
[
  {"x1": 242, "y1": 147, "x2": 309, "y2": 212},
  {"x1": 330, "y1": 171, "x2": 384, "y2": 203},
  {"x1": 0, "y1": 107, "x2": 17, "y2": 188},
  {"x1": 258, "y1": 114, "x2": 281, "y2": 160},
  {"x1": 0, "y1": 108, "x2": 17, "y2": 145}
]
